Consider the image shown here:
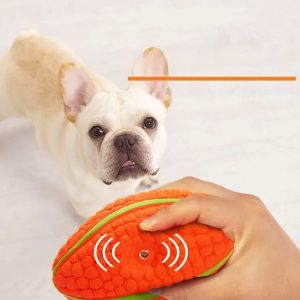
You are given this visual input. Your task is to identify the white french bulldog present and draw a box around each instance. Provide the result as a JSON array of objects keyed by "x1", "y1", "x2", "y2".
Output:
[{"x1": 0, "y1": 32, "x2": 171, "y2": 218}]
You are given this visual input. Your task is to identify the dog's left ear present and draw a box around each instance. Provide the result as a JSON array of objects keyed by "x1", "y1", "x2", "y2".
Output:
[
  {"x1": 59, "y1": 63, "x2": 96, "y2": 122},
  {"x1": 131, "y1": 47, "x2": 171, "y2": 108}
]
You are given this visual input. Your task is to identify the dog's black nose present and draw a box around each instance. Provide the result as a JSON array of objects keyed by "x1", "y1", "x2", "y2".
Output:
[{"x1": 114, "y1": 134, "x2": 136, "y2": 152}]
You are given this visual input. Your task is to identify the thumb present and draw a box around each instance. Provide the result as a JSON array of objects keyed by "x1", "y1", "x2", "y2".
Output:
[{"x1": 139, "y1": 194, "x2": 242, "y2": 240}]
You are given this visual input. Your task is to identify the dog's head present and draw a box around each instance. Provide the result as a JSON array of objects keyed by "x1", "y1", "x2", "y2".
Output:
[{"x1": 59, "y1": 48, "x2": 171, "y2": 184}]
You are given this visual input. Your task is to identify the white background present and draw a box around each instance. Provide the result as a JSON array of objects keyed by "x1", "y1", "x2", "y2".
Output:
[{"x1": 0, "y1": 1, "x2": 299, "y2": 299}]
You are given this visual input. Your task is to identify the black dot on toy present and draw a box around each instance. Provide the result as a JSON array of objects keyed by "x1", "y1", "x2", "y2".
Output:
[{"x1": 140, "y1": 250, "x2": 149, "y2": 259}]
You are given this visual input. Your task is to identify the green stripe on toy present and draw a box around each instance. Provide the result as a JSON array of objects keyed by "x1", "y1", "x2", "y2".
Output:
[{"x1": 65, "y1": 292, "x2": 161, "y2": 300}]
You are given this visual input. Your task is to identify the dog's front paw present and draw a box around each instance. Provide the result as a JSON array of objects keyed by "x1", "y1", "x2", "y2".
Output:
[{"x1": 140, "y1": 175, "x2": 159, "y2": 188}]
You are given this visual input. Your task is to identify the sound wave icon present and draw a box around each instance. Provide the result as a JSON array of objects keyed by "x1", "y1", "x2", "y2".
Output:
[
  {"x1": 93, "y1": 234, "x2": 121, "y2": 272},
  {"x1": 161, "y1": 233, "x2": 189, "y2": 272}
]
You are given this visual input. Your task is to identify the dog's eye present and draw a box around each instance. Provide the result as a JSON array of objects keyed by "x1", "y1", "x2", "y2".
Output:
[
  {"x1": 143, "y1": 117, "x2": 157, "y2": 129},
  {"x1": 89, "y1": 126, "x2": 105, "y2": 138}
]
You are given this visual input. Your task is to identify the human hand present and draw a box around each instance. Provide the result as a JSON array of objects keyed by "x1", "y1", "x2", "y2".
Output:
[{"x1": 139, "y1": 177, "x2": 300, "y2": 300}]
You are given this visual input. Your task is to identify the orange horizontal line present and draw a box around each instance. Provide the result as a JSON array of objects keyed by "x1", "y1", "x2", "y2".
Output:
[{"x1": 128, "y1": 76, "x2": 296, "y2": 81}]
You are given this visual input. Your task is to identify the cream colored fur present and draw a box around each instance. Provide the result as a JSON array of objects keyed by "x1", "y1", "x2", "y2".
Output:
[{"x1": 0, "y1": 32, "x2": 171, "y2": 217}]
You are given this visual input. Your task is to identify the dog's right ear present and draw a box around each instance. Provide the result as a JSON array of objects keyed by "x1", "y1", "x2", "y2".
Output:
[
  {"x1": 131, "y1": 47, "x2": 172, "y2": 108},
  {"x1": 59, "y1": 63, "x2": 96, "y2": 122}
]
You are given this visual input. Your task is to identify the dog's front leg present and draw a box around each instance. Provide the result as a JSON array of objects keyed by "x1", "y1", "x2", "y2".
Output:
[{"x1": 140, "y1": 174, "x2": 159, "y2": 188}]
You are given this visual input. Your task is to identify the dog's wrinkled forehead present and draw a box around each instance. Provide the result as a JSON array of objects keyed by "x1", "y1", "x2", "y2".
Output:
[{"x1": 77, "y1": 87, "x2": 166, "y2": 130}]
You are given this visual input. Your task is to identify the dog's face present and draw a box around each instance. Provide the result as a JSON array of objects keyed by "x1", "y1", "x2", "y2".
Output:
[
  {"x1": 76, "y1": 87, "x2": 168, "y2": 184},
  {"x1": 59, "y1": 48, "x2": 171, "y2": 184}
]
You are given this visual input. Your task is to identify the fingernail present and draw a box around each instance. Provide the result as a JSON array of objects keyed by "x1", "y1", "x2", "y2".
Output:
[{"x1": 140, "y1": 216, "x2": 156, "y2": 230}]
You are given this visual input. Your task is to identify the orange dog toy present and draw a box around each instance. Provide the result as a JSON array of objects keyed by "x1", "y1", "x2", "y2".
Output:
[{"x1": 52, "y1": 190, "x2": 234, "y2": 300}]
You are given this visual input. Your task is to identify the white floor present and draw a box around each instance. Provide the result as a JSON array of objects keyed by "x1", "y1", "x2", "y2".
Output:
[{"x1": 0, "y1": 1, "x2": 299, "y2": 299}]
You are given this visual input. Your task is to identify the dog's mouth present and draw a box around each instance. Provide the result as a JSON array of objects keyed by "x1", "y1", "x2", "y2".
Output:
[
  {"x1": 121, "y1": 160, "x2": 137, "y2": 169},
  {"x1": 117, "y1": 159, "x2": 146, "y2": 177},
  {"x1": 102, "y1": 159, "x2": 159, "y2": 185}
]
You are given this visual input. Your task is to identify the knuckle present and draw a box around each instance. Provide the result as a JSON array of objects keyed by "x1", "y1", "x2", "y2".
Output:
[
  {"x1": 181, "y1": 176, "x2": 198, "y2": 185},
  {"x1": 242, "y1": 193, "x2": 264, "y2": 205},
  {"x1": 184, "y1": 195, "x2": 202, "y2": 207},
  {"x1": 188, "y1": 197, "x2": 201, "y2": 206},
  {"x1": 157, "y1": 205, "x2": 171, "y2": 218},
  {"x1": 180, "y1": 195, "x2": 205, "y2": 216},
  {"x1": 240, "y1": 193, "x2": 267, "y2": 215}
]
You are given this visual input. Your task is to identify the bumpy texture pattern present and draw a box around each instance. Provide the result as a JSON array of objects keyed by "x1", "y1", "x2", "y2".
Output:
[{"x1": 52, "y1": 190, "x2": 233, "y2": 300}]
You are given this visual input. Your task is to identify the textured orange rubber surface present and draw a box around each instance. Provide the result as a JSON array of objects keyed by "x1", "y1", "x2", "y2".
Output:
[{"x1": 52, "y1": 190, "x2": 233, "y2": 300}]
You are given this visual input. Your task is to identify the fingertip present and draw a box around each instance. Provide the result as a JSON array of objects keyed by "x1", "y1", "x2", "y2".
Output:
[
  {"x1": 139, "y1": 223, "x2": 152, "y2": 231},
  {"x1": 139, "y1": 216, "x2": 157, "y2": 231}
]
